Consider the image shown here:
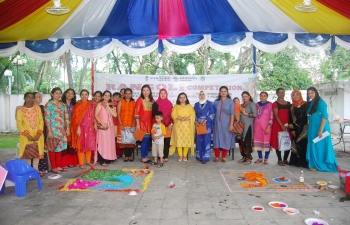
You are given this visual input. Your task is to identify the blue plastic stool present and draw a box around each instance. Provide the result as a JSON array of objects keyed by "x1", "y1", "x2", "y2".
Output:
[{"x1": 3, "y1": 159, "x2": 42, "y2": 197}]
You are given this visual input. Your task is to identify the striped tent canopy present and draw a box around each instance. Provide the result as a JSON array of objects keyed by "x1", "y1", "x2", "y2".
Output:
[{"x1": 0, "y1": 0, "x2": 350, "y2": 60}]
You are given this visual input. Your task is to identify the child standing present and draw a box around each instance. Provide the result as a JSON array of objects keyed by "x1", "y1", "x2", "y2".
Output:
[
  {"x1": 233, "y1": 97, "x2": 241, "y2": 121},
  {"x1": 151, "y1": 111, "x2": 166, "y2": 167}
]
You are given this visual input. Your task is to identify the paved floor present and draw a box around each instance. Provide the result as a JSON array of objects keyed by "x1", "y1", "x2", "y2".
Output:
[{"x1": 1, "y1": 146, "x2": 350, "y2": 225}]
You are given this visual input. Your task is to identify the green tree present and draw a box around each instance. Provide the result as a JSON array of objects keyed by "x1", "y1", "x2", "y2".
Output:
[
  {"x1": 319, "y1": 47, "x2": 350, "y2": 82},
  {"x1": 257, "y1": 47, "x2": 313, "y2": 91}
]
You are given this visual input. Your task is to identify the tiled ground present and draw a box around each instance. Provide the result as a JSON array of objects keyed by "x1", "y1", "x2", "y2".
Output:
[{"x1": 1, "y1": 146, "x2": 350, "y2": 225}]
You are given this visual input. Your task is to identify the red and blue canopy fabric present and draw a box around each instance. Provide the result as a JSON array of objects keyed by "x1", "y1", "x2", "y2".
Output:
[{"x1": 0, "y1": 0, "x2": 349, "y2": 60}]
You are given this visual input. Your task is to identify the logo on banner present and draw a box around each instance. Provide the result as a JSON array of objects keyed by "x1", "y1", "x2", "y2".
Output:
[
  {"x1": 201, "y1": 76, "x2": 205, "y2": 81},
  {"x1": 173, "y1": 76, "x2": 179, "y2": 82},
  {"x1": 145, "y1": 76, "x2": 149, "y2": 82}
]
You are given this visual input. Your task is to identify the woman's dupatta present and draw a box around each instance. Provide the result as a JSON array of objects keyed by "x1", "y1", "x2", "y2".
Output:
[{"x1": 71, "y1": 100, "x2": 90, "y2": 151}]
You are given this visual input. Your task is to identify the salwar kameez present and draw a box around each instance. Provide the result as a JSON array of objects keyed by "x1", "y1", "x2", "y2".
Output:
[
  {"x1": 253, "y1": 101, "x2": 273, "y2": 160},
  {"x1": 213, "y1": 98, "x2": 235, "y2": 158},
  {"x1": 239, "y1": 101, "x2": 257, "y2": 161},
  {"x1": 135, "y1": 98, "x2": 154, "y2": 159}
]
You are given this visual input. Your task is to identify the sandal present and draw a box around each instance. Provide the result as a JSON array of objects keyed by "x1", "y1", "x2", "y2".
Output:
[
  {"x1": 123, "y1": 158, "x2": 128, "y2": 162},
  {"x1": 283, "y1": 160, "x2": 289, "y2": 165},
  {"x1": 277, "y1": 161, "x2": 285, "y2": 166},
  {"x1": 254, "y1": 159, "x2": 263, "y2": 163},
  {"x1": 150, "y1": 162, "x2": 158, "y2": 166},
  {"x1": 178, "y1": 157, "x2": 183, "y2": 162},
  {"x1": 238, "y1": 158, "x2": 246, "y2": 163},
  {"x1": 101, "y1": 163, "x2": 108, "y2": 166},
  {"x1": 243, "y1": 160, "x2": 252, "y2": 165},
  {"x1": 157, "y1": 163, "x2": 164, "y2": 168},
  {"x1": 141, "y1": 159, "x2": 152, "y2": 163},
  {"x1": 79, "y1": 165, "x2": 86, "y2": 169},
  {"x1": 183, "y1": 158, "x2": 188, "y2": 162},
  {"x1": 263, "y1": 159, "x2": 269, "y2": 164},
  {"x1": 50, "y1": 169, "x2": 61, "y2": 174},
  {"x1": 213, "y1": 158, "x2": 219, "y2": 162},
  {"x1": 128, "y1": 158, "x2": 134, "y2": 162},
  {"x1": 222, "y1": 158, "x2": 227, "y2": 162},
  {"x1": 164, "y1": 158, "x2": 169, "y2": 162}
]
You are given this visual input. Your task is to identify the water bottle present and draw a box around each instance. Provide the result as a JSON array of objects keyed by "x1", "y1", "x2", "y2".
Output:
[{"x1": 299, "y1": 171, "x2": 304, "y2": 185}]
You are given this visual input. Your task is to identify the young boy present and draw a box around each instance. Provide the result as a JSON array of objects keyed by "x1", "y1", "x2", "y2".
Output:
[
  {"x1": 233, "y1": 97, "x2": 241, "y2": 121},
  {"x1": 112, "y1": 92, "x2": 123, "y2": 158},
  {"x1": 151, "y1": 111, "x2": 167, "y2": 167}
]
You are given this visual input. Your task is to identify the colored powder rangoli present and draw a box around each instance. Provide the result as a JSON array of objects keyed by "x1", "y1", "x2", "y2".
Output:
[{"x1": 59, "y1": 168, "x2": 153, "y2": 192}]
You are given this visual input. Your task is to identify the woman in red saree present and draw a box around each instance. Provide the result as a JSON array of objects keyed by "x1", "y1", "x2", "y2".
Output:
[{"x1": 71, "y1": 89, "x2": 96, "y2": 169}]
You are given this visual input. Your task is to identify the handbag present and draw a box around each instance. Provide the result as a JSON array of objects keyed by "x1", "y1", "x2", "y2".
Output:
[
  {"x1": 165, "y1": 126, "x2": 172, "y2": 138},
  {"x1": 97, "y1": 122, "x2": 108, "y2": 130},
  {"x1": 133, "y1": 129, "x2": 146, "y2": 141},
  {"x1": 278, "y1": 131, "x2": 291, "y2": 151},
  {"x1": 232, "y1": 121, "x2": 244, "y2": 134},
  {"x1": 196, "y1": 124, "x2": 207, "y2": 135},
  {"x1": 44, "y1": 137, "x2": 60, "y2": 152},
  {"x1": 121, "y1": 127, "x2": 136, "y2": 144},
  {"x1": 21, "y1": 142, "x2": 39, "y2": 159}
]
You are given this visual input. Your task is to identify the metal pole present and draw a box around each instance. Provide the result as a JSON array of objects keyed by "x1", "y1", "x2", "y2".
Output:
[
  {"x1": 8, "y1": 76, "x2": 11, "y2": 94},
  {"x1": 16, "y1": 58, "x2": 19, "y2": 94},
  {"x1": 91, "y1": 59, "x2": 95, "y2": 94},
  {"x1": 253, "y1": 46, "x2": 257, "y2": 74}
]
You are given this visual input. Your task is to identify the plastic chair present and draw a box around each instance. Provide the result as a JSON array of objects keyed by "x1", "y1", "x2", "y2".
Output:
[{"x1": 3, "y1": 159, "x2": 42, "y2": 197}]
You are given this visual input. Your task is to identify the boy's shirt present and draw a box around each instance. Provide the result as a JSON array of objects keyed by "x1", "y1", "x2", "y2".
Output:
[{"x1": 151, "y1": 123, "x2": 166, "y2": 144}]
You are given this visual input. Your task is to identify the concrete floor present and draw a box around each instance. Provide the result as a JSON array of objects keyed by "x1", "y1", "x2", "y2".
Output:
[{"x1": 1, "y1": 145, "x2": 350, "y2": 225}]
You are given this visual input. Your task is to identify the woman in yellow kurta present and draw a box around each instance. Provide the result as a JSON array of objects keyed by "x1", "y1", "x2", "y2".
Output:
[
  {"x1": 170, "y1": 92, "x2": 195, "y2": 161},
  {"x1": 16, "y1": 92, "x2": 44, "y2": 170}
]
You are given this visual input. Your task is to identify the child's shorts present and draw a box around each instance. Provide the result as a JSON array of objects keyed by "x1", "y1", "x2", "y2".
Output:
[{"x1": 152, "y1": 144, "x2": 164, "y2": 157}]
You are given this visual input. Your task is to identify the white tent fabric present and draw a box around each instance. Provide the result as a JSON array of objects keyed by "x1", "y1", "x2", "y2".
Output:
[
  {"x1": 227, "y1": 0, "x2": 306, "y2": 33},
  {"x1": 52, "y1": 0, "x2": 117, "y2": 39}
]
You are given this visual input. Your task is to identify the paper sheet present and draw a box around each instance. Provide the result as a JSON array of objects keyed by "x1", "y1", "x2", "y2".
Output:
[{"x1": 312, "y1": 131, "x2": 330, "y2": 143}]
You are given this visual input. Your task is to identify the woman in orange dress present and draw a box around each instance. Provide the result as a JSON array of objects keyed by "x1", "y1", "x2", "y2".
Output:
[
  {"x1": 117, "y1": 88, "x2": 136, "y2": 162},
  {"x1": 135, "y1": 85, "x2": 154, "y2": 163},
  {"x1": 71, "y1": 89, "x2": 96, "y2": 169}
]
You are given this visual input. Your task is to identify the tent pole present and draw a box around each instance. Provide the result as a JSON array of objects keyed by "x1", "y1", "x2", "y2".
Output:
[
  {"x1": 253, "y1": 46, "x2": 257, "y2": 74},
  {"x1": 91, "y1": 59, "x2": 94, "y2": 94}
]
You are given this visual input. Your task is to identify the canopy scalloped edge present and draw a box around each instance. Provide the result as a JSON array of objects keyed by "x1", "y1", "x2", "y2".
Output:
[{"x1": 0, "y1": 32, "x2": 349, "y2": 60}]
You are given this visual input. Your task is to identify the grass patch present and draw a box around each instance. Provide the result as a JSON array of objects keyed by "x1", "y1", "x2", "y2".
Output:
[{"x1": 0, "y1": 133, "x2": 18, "y2": 148}]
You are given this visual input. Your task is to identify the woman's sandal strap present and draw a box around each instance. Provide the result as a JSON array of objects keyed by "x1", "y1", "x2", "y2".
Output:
[{"x1": 254, "y1": 159, "x2": 263, "y2": 163}]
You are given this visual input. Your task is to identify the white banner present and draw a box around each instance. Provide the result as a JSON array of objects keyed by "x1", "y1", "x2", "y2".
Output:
[{"x1": 94, "y1": 74, "x2": 257, "y2": 104}]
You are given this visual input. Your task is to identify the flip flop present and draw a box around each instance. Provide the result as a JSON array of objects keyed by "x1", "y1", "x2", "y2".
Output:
[
  {"x1": 50, "y1": 169, "x2": 61, "y2": 174},
  {"x1": 140, "y1": 159, "x2": 152, "y2": 163}
]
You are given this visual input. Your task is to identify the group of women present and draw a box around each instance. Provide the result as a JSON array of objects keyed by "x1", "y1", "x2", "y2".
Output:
[
  {"x1": 16, "y1": 84, "x2": 338, "y2": 174},
  {"x1": 244, "y1": 87, "x2": 338, "y2": 172}
]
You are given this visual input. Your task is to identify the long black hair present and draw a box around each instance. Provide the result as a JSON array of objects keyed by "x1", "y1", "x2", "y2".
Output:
[
  {"x1": 176, "y1": 92, "x2": 190, "y2": 105},
  {"x1": 307, "y1": 87, "x2": 320, "y2": 115},
  {"x1": 241, "y1": 91, "x2": 254, "y2": 102},
  {"x1": 124, "y1": 88, "x2": 134, "y2": 101},
  {"x1": 102, "y1": 90, "x2": 112, "y2": 103},
  {"x1": 49, "y1": 87, "x2": 62, "y2": 101},
  {"x1": 217, "y1": 86, "x2": 231, "y2": 101},
  {"x1": 140, "y1": 84, "x2": 153, "y2": 101},
  {"x1": 61, "y1": 88, "x2": 77, "y2": 106}
]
